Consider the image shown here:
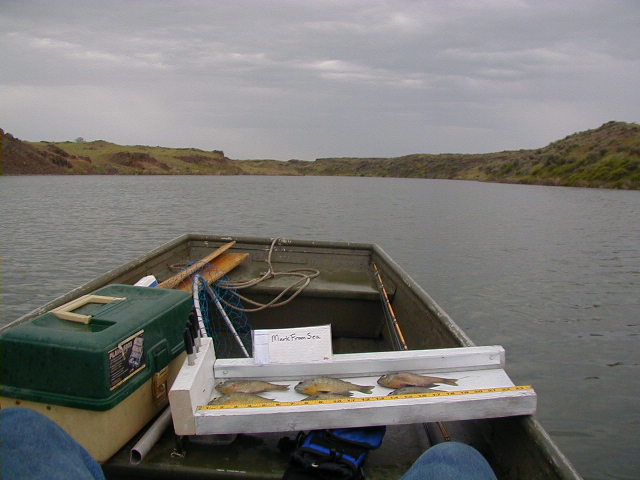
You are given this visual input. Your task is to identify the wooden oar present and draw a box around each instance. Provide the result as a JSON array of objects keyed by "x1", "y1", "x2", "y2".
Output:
[
  {"x1": 158, "y1": 241, "x2": 236, "y2": 289},
  {"x1": 173, "y1": 253, "x2": 249, "y2": 292}
]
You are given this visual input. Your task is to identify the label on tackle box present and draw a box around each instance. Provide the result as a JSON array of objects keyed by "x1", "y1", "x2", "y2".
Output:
[{"x1": 108, "y1": 329, "x2": 146, "y2": 390}]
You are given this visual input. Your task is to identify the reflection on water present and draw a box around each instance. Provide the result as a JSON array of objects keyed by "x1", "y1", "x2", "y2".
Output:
[{"x1": 1, "y1": 175, "x2": 639, "y2": 480}]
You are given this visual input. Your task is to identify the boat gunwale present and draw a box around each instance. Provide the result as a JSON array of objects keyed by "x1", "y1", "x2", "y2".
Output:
[
  {"x1": 371, "y1": 244, "x2": 474, "y2": 348},
  {"x1": 372, "y1": 245, "x2": 581, "y2": 479},
  {"x1": 1, "y1": 234, "x2": 381, "y2": 333}
]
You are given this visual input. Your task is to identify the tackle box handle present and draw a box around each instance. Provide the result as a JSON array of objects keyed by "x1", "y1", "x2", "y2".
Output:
[{"x1": 51, "y1": 294, "x2": 126, "y2": 324}]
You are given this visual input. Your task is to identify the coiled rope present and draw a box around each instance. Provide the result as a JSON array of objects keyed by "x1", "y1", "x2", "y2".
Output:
[{"x1": 216, "y1": 237, "x2": 320, "y2": 312}]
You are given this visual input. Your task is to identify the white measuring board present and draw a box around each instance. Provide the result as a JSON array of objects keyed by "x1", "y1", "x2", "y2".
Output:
[{"x1": 169, "y1": 342, "x2": 536, "y2": 436}]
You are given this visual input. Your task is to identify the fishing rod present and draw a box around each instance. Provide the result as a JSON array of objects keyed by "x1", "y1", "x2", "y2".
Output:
[
  {"x1": 371, "y1": 263, "x2": 451, "y2": 442},
  {"x1": 372, "y1": 263, "x2": 408, "y2": 351}
]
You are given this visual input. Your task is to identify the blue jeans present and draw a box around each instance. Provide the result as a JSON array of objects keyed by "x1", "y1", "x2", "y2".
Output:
[
  {"x1": 0, "y1": 407, "x2": 105, "y2": 480},
  {"x1": 400, "y1": 441, "x2": 498, "y2": 480}
]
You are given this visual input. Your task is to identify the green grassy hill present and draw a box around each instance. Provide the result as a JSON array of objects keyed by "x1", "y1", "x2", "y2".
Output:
[
  {"x1": 2, "y1": 121, "x2": 639, "y2": 189},
  {"x1": 301, "y1": 121, "x2": 640, "y2": 189},
  {"x1": 34, "y1": 140, "x2": 237, "y2": 175}
]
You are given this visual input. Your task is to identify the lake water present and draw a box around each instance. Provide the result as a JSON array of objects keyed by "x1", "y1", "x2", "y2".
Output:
[{"x1": 1, "y1": 175, "x2": 638, "y2": 479}]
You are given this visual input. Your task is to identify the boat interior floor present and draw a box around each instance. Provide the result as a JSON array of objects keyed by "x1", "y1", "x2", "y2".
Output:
[{"x1": 104, "y1": 423, "x2": 430, "y2": 480}]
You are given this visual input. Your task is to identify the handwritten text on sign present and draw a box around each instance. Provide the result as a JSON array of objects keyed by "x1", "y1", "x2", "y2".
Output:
[{"x1": 252, "y1": 325, "x2": 332, "y2": 365}]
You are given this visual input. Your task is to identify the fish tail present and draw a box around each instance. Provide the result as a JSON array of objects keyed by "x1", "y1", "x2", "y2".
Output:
[
  {"x1": 442, "y1": 379, "x2": 458, "y2": 386},
  {"x1": 358, "y1": 386, "x2": 374, "y2": 394}
]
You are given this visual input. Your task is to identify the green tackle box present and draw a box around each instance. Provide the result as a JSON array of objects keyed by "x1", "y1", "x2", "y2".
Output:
[{"x1": 0, "y1": 284, "x2": 192, "y2": 461}]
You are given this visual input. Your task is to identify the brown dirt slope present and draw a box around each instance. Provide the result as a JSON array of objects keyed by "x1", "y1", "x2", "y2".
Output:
[{"x1": 1, "y1": 130, "x2": 91, "y2": 174}]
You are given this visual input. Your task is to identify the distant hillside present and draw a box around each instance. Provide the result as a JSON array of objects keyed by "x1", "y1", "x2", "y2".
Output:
[
  {"x1": 2, "y1": 121, "x2": 639, "y2": 189},
  {"x1": 299, "y1": 121, "x2": 640, "y2": 189},
  {"x1": 1, "y1": 131, "x2": 86, "y2": 175},
  {"x1": 0, "y1": 133, "x2": 237, "y2": 175}
]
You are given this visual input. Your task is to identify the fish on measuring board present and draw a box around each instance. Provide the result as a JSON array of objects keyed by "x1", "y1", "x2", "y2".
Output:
[
  {"x1": 300, "y1": 393, "x2": 353, "y2": 401},
  {"x1": 208, "y1": 393, "x2": 276, "y2": 406},
  {"x1": 386, "y1": 386, "x2": 445, "y2": 396},
  {"x1": 377, "y1": 372, "x2": 458, "y2": 389},
  {"x1": 294, "y1": 377, "x2": 374, "y2": 396},
  {"x1": 215, "y1": 380, "x2": 289, "y2": 394}
]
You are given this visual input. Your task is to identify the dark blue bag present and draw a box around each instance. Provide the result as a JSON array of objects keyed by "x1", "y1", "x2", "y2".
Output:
[{"x1": 283, "y1": 426, "x2": 386, "y2": 480}]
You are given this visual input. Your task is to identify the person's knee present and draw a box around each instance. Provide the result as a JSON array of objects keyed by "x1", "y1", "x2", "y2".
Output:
[
  {"x1": 401, "y1": 441, "x2": 497, "y2": 480},
  {"x1": 429, "y1": 441, "x2": 483, "y2": 459},
  {"x1": 1, "y1": 406, "x2": 47, "y2": 424},
  {"x1": 0, "y1": 407, "x2": 106, "y2": 480},
  {"x1": 1, "y1": 407, "x2": 70, "y2": 445},
  {"x1": 432, "y1": 442, "x2": 497, "y2": 480}
]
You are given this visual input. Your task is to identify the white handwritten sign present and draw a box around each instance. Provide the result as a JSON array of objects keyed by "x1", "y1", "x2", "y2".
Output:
[{"x1": 252, "y1": 325, "x2": 332, "y2": 365}]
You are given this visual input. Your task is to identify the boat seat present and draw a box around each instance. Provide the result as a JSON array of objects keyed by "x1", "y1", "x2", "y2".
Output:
[{"x1": 242, "y1": 269, "x2": 385, "y2": 302}]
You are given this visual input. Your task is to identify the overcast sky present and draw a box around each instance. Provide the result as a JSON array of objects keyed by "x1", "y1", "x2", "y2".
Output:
[{"x1": 1, "y1": 0, "x2": 638, "y2": 160}]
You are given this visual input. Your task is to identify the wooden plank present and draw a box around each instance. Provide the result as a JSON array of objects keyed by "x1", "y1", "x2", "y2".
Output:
[
  {"x1": 193, "y1": 387, "x2": 536, "y2": 435},
  {"x1": 172, "y1": 253, "x2": 249, "y2": 292},
  {"x1": 169, "y1": 338, "x2": 216, "y2": 435},
  {"x1": 158, "y1": 241, "x2": 236, "y2": 289},
  {"x1": 199, "y1": 368, "x2": 517, "y2": 405},
  {"x1": 168, "y1": 345, "x2": 534, "y2": 437}
]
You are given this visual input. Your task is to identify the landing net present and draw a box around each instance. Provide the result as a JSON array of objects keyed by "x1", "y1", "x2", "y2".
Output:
[{"x1": 194, "y1": 274, "x2": 253, "y2": 358}]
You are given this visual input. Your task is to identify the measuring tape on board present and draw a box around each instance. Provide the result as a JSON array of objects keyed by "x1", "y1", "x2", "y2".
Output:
[{"x1": 197, "y1": 385, "x2": 534, "y2": 410}]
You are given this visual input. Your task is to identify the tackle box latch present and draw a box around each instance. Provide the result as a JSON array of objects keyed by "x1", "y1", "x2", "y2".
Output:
[{"x1": 152, "y1": 367, "x2": 169, "y2": 405}]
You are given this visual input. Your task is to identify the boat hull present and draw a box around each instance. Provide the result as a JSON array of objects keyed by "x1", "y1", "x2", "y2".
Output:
[{"x1": 1, "y1": 234, "x2": 582, "y2": 480}]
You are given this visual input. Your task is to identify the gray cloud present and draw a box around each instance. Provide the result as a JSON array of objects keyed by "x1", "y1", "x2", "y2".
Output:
[{"x1": 1, "y1": 0, "x2": 638, "y2": 160}]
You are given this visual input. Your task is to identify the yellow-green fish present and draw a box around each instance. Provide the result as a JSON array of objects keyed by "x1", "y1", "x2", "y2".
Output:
[
  {"x1": 215, "y1": 380, "x2": 289, "y2": 394},
  {"x1": 386, "y1": 386, "x2": 444, "y2": 396},
  {"x1": 295, "y1": 377, "x2": 374, "y2": 396},
  {"x1": 300, "y1": 393, "x2": 352, "y2": 401},
  {"x1": 208, "y1": 393, "x2": 276, "y2": 406},
  {"x1": 377, "y1": 372, "x2": 458, "y2": 389}
]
